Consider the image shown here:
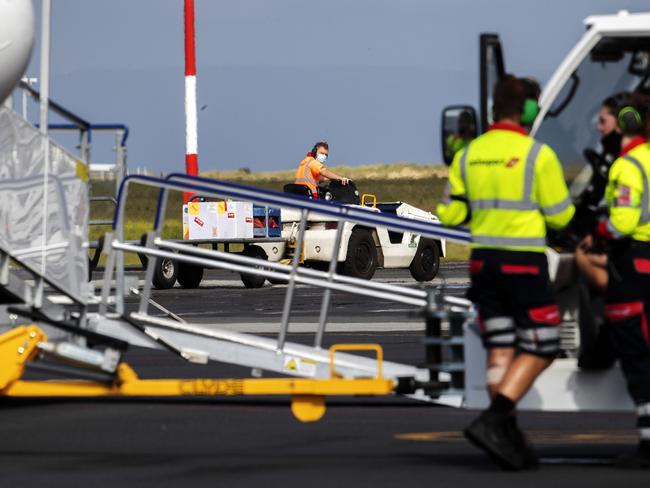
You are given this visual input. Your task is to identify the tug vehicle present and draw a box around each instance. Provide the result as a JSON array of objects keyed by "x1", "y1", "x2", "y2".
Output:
[{"x1": 276, "y1": 181, "x2": 445, "y2": 282}]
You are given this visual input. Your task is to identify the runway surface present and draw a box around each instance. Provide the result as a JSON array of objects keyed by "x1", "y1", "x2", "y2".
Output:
[
  {"x1": 116, "y1": 264, "x2": 470, "y2": 330},
  {"x1": 3, "y1": 263, "x2": 648, "y2": 486}
]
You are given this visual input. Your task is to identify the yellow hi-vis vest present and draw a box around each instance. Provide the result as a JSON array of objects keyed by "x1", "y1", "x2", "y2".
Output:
[
  {"x1": 604, "y1": 139, "x2": 650, "y2": 242},
  {"x1": 436, "y1": 124, "x2": 575, "y2": 252}
]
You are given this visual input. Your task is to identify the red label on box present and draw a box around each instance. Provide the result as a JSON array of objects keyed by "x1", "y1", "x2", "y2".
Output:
[
  {"x1": 228, "y1": 212, "x2": 235, "y2": 219},
  {"x1": 194, "y1": 217, "x2": 204, "y2": 227},
  {"x1": 246, "y1": 217, "x2": 253, "y2": 223}
]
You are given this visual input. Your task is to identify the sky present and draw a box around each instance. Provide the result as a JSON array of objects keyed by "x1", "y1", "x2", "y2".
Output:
[{"x1": 14, "y1": 0, "x2": 650, "y2": 173}]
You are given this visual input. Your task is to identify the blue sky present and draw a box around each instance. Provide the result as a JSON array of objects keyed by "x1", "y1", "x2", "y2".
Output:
[{"x1": 16, "y1": 0, "x2": 650, "y2": 173}]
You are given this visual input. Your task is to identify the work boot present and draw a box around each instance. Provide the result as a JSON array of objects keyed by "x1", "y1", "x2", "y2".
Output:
[
  {"x1": 464, "y1": 410, "x2": 525, "y2": 471},
  {"x1": 617, "y1": 444, "x2": 650, "y2": 469},
  {"x1": 507, "y1": 416, "x2": 539, "y2": 469}
]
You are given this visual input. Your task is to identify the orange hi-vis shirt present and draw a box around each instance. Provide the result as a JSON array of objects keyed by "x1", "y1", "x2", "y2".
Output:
[{"x1": 295, "y1": 153, "x2": 324, "y2": 197}]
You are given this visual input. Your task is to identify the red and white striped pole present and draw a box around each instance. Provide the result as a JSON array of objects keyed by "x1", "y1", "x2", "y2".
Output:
[{"x1": 183, "y1": 0, "x2": 198, "y2": 203}]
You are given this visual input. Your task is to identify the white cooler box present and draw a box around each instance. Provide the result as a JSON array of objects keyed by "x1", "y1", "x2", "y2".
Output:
[{"x1": 183, "y1": 201, "x2": 253, "y2": 240}]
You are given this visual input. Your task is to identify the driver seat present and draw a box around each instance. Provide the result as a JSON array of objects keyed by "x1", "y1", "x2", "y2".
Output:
[{"x1": 283, "y1": 183, "x2": 314, "y2": 199}]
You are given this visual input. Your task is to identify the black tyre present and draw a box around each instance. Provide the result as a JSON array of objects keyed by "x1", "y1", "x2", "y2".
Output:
[
  {"x1": 240, "y1": 246, "x2": 268, "y2": 289},
  {"x1": 138, "y1": 233, "x2": 149, "y2": 268},
  {"x1": 152, "y1": 257, "x2": 178, "y2": 289},
  {"x1": 342, "y1": 228, "x2": 377, "y2": 280},
  {"x1": 177, "y1": 261, "x2": 204, "y2": 289},
  {"x1": 409, "y1": 238, "x2": 440, "y2": 282}
]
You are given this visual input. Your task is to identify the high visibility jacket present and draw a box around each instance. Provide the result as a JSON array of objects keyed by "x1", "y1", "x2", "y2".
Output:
[
  {"x1": 446, "y1": 134, "x2": 470, "y2": 160},
  {"x1": 295, "y1": 154, "x2": 324, "y2": 197},
  {"x1": 437, "y1": 122, "x2": 575, "y2": 252},
  {"x1": 601, "y1": 137, "x2": 650, "y2": 242}
]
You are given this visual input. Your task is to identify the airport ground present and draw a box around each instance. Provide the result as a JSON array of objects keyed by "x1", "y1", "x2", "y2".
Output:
[{"x1": 1, "y1": 264, "x2": 648, "y2": 486}]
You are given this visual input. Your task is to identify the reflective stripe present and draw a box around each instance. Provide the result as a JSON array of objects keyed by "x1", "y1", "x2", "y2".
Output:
[
  {"x1": 637, "y1": 404, "x2": 650, "y2": 416},
  {"x1": 471, "y1": 199, "x2": 537, "y2": 211},
  {"x1": 641, "y1": 428, "x2": 650, "y2": 440},
  {"x1": 622, "y1": 154, "x2": 650, "y2": 223},
  {"x1": 467, "y1": 141, "x2": 542, "y2": 212},
  {"x1": 517, "y1": 327, "x2": 560, "y2": 342},
  {"x1": 459, "y1": 147, "x2": 469, "y2": 193},
  {"x1": 541, "y1": 197, "x2": 572, "y2": 216},
  {"x1": 483, "y1": 317, "x2": 515, "y2": 332},
  {"x1": 606, "y1": 219, "x2": 625, "y2": 238},
  {"x1": 472, "y1": 235, "x2": 546, "y2": 247},
  {"x1": 523, "y1": 141, "x2": 542, "y2": 203},
  {"x1": 295, "y1": 158, "x2": 320, "y2": 186}
]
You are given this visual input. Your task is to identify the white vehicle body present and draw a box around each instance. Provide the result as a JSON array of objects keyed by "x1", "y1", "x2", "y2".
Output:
[
  {"x1": 0, "y1": 0, "x2": 34, "y2": 103},
  {"x1": 281, "y1": 203, "x2": 446, "y2": 264},
  {"x1": 274, "y1": 201, "x2": 446, "y2": 278},
  {"x1": 452, "y1": 10, "x2": 650, "y2": 411}
]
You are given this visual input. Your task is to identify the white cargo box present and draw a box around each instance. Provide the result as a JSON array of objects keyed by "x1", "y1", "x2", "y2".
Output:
[{"x1": 183, "y1": 201, "x2": 253, "y2": 240}]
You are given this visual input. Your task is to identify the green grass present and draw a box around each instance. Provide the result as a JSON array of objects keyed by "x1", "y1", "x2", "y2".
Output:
[{"x1": 89, "y1": 164, "x2": 468, "y2": 263}]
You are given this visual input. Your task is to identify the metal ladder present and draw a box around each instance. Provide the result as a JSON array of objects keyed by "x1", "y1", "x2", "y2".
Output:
[{"x1": 95, "y1": 173, "x2": 473, "y2": 401}]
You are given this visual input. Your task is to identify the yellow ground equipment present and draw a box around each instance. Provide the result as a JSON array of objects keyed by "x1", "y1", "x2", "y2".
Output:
[{"x1": 0, "y1": 325, "x2": 395, "y2": 422}]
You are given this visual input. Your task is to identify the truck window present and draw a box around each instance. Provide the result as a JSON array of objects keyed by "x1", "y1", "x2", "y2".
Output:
[{"x1": 535, "y1": 39, "x2": 647, "y2": 178}]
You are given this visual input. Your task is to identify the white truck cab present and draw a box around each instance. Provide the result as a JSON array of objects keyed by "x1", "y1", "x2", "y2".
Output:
[{"x1": 441, "y1": 10, "x2": 650, "y2": 411}]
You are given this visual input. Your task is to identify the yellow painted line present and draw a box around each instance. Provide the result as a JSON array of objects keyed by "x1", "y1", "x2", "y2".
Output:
[{"x1": 395, "y1": 430, "x2": 638, "y2": 445}]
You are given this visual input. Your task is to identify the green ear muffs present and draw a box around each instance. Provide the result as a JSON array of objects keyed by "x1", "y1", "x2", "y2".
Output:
[
  {"x1": 521, "y1": 99, "x2": 540, "y2": 126},
  {"x1": 618, "y1": 106, "x2": 643, "y2": 134}
]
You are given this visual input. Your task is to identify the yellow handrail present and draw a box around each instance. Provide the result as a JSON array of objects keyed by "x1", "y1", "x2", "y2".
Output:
[
  {"x1": 329, "y1": 343, "x2": 383, "y2": 379},
  {"x1": 361, "y1": 194, "x2": 377, "y2": 208}
]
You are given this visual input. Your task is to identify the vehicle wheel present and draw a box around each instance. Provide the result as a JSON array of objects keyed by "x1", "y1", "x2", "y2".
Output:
[
  {"x1": 342, "y1": 228, "x2": 377, "y2": 280},
  {"x1": 409, "y1": 238, "x2": 440, "y2": 282},
  {"x1": 152, "y1": 257, "x2": 178, "y2": 289},
  {"x1": 177, "y1": 261, "x2": 204, "y2": 289},
  {"x1": 240, "y1": 245, "x2": 268, "y2": 289}
]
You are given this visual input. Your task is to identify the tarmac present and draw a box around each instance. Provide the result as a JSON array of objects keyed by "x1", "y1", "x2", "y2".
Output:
[{"x1": 1, "y1": 265, "x2": 648, "y2": 486}]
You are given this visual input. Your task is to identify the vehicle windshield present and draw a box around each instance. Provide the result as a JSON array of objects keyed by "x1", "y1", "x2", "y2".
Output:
[{"x1": 535, "y1": 37, "x2": 650, "y2": 181}]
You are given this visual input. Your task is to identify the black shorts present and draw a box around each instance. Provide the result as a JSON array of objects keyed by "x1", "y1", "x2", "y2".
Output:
[
  {"x1": 606, "y1": 241, "x2": 650, "y2": 404},
  {"x1": 468, "y1": 248, "x2": 561, "y2": 358}
]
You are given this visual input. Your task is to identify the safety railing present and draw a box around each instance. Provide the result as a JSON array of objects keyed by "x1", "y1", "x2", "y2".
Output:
[{"x1": 101, "y1": 173, "x2": 471, "y2": 351}]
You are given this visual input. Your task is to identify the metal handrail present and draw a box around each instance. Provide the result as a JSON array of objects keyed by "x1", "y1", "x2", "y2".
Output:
[
  {"x1": 105, "y1": 173, "x2": 470, "y2": 351},
  {"x1": 112, "y1": 174, "x2": 471, "y2": 244},
  {"x1": 43, "y1": 123, "x2": 130, "y2": 146},
  {"x1": 155, "y1": 238, "x2": 427, "y2": 301}
]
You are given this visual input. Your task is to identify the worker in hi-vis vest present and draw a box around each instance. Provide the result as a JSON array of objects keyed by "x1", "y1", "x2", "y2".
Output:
[
  {"x1": 294, "y1": 141, "x2": 350, "y2": 198},
  {"x1": 436, "y1": 75, "x2": 575, "y2": 471},
  {"x1": 594, "y1": 93, "x2": 650, "y2": 469}
]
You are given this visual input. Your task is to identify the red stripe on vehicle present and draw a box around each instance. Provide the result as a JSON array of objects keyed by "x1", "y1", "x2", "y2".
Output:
[
  {"x1": 528, "y1": 304, "x2": 561, "y2": 325},
  {"x1": 469, "y1": 260, "x2": 483, "y2": 274},
  {"x1": 501, "y1": 264, "x2": 540, "y2": 275},
  {"x1": 634, "y1": 258, "x2": 650, "y2": 274},
  {"x1": 605, "y1": 301, "x2": 644, "y2": 321}
]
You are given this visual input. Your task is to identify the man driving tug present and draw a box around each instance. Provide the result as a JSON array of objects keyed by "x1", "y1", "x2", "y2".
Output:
[{"x1": 294, "y1": 141, "x2": 351, "y2": 198}]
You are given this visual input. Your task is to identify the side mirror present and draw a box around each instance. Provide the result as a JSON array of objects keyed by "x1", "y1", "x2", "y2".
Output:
[{"x1": 440, "y1": 105, "x2": 478, "y2": 166}]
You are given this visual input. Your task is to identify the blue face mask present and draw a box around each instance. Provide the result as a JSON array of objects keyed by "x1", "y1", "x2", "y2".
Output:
[{"x1": 316, "y1": 153, "x2": 328, "y2": 163}]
